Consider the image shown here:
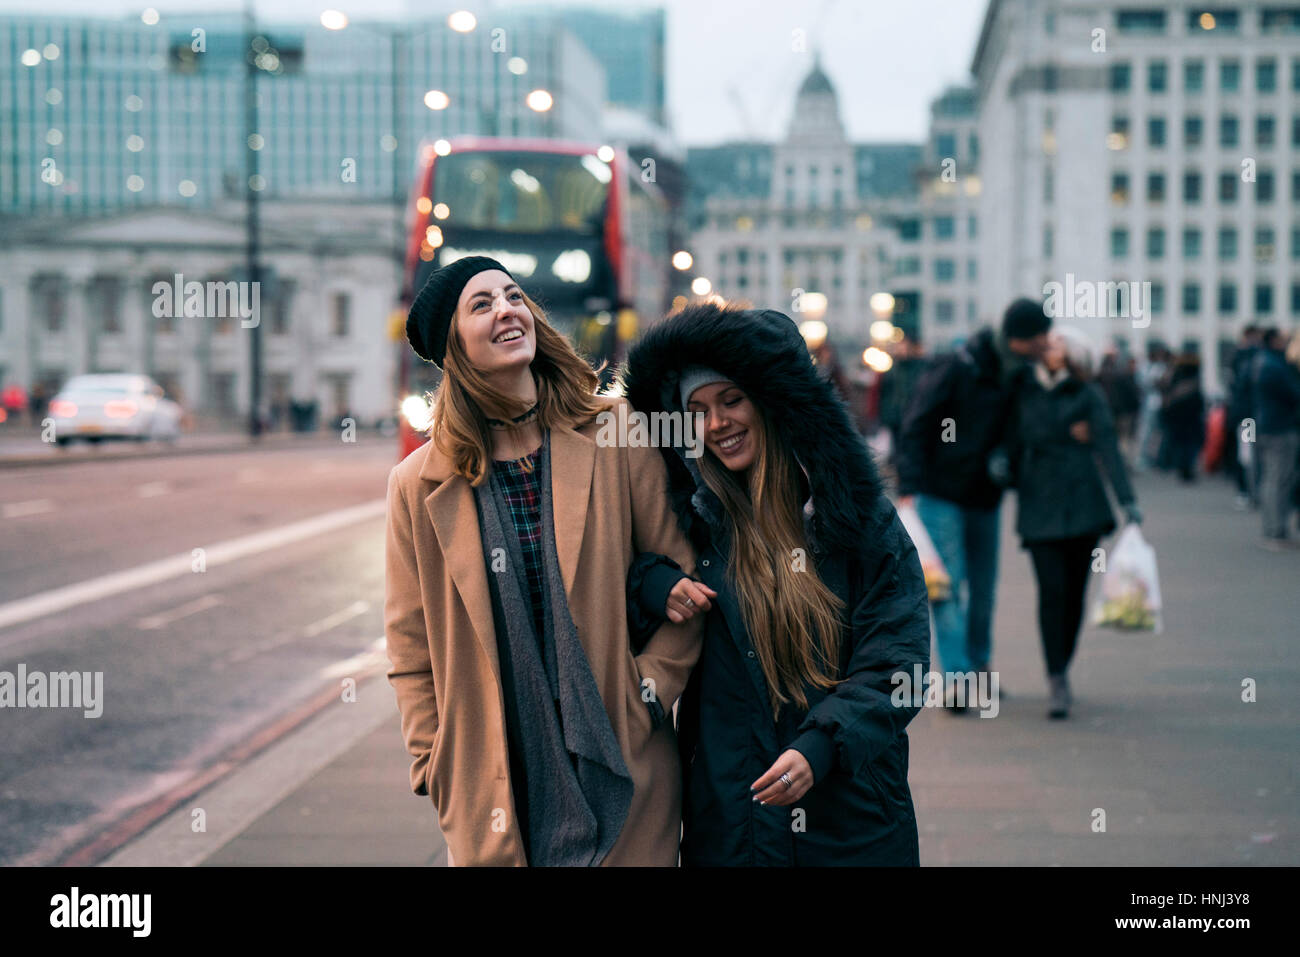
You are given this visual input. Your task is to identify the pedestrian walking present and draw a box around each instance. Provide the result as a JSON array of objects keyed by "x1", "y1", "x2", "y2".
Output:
[
  {"x1": 1004, "y1": 327, "x2": 1141, "y2": 719},
  {"x1": 1227, "y1": 326, "x2": 1263, "y2": 508},
  {"x1": 621, "y1": 301, "x2": 931, "y2": 866},
  {"x1": 1252, "y1": 328, "x2": 1300, "y2": 549},
  {"x1": 1099, "y1": 351, "x2": 1142, "y2": 467},
  {"x1": 1135, "y1": 343, "x2": 1171, "y2": 472},
  {"x1": 1159, "y1": 353, "x2": 1207, "y2": 483},
  {"x1": 384, "y1": 256, "x2": 704, "y2": 866},
  {"x1": 893, "y1": 297, "x2": 1051, "y2": 709}
]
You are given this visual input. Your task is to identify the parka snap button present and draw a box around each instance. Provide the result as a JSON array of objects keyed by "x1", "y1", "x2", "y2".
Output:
[
  {"x1": 701, "y1": 559, "x2": 710, "y2": 567},
  {"x1": 747, "y1": 651, "x2": 755, "y2": 658}
]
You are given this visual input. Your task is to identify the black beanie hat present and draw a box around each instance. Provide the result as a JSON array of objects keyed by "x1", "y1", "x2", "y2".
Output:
[
  {"x1": 406, "y1": 256, "x2": 514, "y2": 367},
  {"x1": 1001, "y1": 297, "x2": 1051, "y2": 341}
]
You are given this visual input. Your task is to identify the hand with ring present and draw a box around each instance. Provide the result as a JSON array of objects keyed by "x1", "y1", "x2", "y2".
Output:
[
  {"x1": 751, "y1": 749, "x2": 813, "y2": 806},
  {"x1": 665, "y1": 577, "x2": 717, "y2": 624}
]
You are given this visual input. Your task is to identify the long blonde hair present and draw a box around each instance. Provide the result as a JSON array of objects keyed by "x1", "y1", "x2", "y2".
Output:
[
  {"x1": 698, "y1": 401, "x2": 845, "y2": 719},
  {"x1": 429, "y1": 291, "x2": 604, "y2": 485}
]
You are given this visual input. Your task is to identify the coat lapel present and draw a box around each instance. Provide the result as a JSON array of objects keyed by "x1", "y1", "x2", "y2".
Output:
[
  {"x1": 548, "y1": 424, "x2": 595, "y2": 603},
  {"x1": 420, "y1": 447, "x2": 501, "y2": 681}
]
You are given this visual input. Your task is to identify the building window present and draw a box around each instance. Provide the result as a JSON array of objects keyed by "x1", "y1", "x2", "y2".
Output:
[
  {"x1": 1256, "y1": 227, "x2": 1276, "y2": 262},
  {"x1": 1151, "y1": 282, "x2": 1165, "y2": 315},
  {"x1": 89, "y1": 276, "x2": 122, "y2": 334},
  {"x1": 1109, "y1": 115, "x2": 1131, "y2": 149},
  {"x1": 968, "y1": 258, "x2": 978, "y2": 280},
  {"x1": 1256, "y1": 114, "x2": 1276, "y2": 147},
  {"x1": 935, "y1": 259, "x2": 956, "y2": 282},
  {"x1": 1183, "y1": 170, "x2": 1202, "y2": 202},
  {"x1": 968, "y1": 215, "x2": 978, "y2": 239},
  {"x1": 269, "y1": 279, "x2": 294, "y2": 336},
  {"x1": 1219, "y1": 114, "x2": 1239, "y2": 147},
  {"x1": 1293, "y1": 116, "x2": 1300, "y2": 147},
  {"x1": 1218, "y1": 227, "x2": 1238, "y2": 261},
  {"x1": 1118, "y1": 10, "x2": 1166, "y2": 32},
  {"x1": 935, "y1": 300, "x2": 955, "y2": 324},
  {"x1": 1293, "y1": 58, "x2": 1300, "y2": 91},
  {"x1": 1147, "y1": 172, "x2": 1166, "y2": 202},
  {"x1": 1256, "y1": 169, "x2": 1275, "y2": 202},
  {"x1": 33, "y1": 275, "x2": 64, "y2": 333},
  {"x1": 936, "y1": 132, "x2": 957, "y2": 159},
  {"x1": 1110, "y1": 62, "x2": 1132, "y2": 92},
  {"x1": 1262, "y1": 8, "x2": 1300, "y2": 32},
  {"x1": 1184, "y1": 60, "x2": 1205, "y2": 92},
  {"x1": 898, "y1": 218, "x2": 921, "y2": 241},
  {"x1": 1148, "y1": 60, "x2": 1167, "y2": 92},
  {"x1": 1293, "y1": 171, "x2": 1300, "y2": 201},
  {"x1": 1111, "y1": 227, "x2": 1130, "y2": 258},
  {"x1": 1293, "y1": 283, "x2": 1300, "y2": 314},
  {"x1": 1293, "y1": 226, "x2": 1300, "y2": 259},
  {"x1": 331, "y1": 292, "x2": 350, "y2": 338},
  {"x1": 1182, "y1": 283, "x2": 1200, "y2": 314},
  {"x1": 1148, "y1": 115, "x2": 1167, "y2": 147},
  {"x1": 934, "y1": 216, "x2": 955, "y2": 240},
  {"x1": 1044, "y1": 165, "x2": 1055, "y2": 202},
  {"x1": 1218, "y1": 283, "x2": 1237, "y2": 315},
  {"x1": 1184, "y1": 114, "x2": 1203, "y2": 146},
  {"x1": 1220, "y1": 60, "x2": 1241, "y2": 92},
  {"x1": 1189, "y1": 9, "x2": 1239, "y2": 33},
  {"x1": 1257, "y1": 58, "x2": 1278, "y2": 92},
  {"x1": 1218, "y1": 172, "x2": 1238, "y2": 202},
  {"x1": 1183, "y1": 227, "x2": 1202, "y2": 259},
  {"x1": 1146, "y1": 227, "x2": 1165, "y2": 259}
]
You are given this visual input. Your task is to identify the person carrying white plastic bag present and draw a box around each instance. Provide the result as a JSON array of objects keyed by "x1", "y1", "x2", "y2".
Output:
[
  {"x1": 1092, "y1": 523, "x2": 1162, "y2": 634},
  {"x1": 895, "y1": 499, "x2": 953, "y2": 603}
]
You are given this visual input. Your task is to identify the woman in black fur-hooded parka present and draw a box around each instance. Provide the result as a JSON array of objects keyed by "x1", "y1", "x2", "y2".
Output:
[{"x1": 621, "y1": 301, "x2": 931, "y2": 866}]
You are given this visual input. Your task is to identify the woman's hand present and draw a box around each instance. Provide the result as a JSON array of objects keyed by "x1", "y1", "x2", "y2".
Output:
[
  {"x1": 751, "y1": 749, "x2": 813, "y2": 806},
  {"x1": 665, "y1": 578, "x2": 717, "y2": 624}
]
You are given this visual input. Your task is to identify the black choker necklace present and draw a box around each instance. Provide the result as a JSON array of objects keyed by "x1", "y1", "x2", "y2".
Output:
[{"x1": 486, "y1": 402, "x2": 540, "y2": 430}]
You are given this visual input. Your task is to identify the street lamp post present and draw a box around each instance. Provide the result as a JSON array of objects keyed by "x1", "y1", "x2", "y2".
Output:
[{"x1": 244, "y1": 0, "x2": 263, "y2": 439}]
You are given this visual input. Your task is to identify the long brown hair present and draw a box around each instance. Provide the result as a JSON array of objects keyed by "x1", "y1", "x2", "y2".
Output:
[
  {"x1": 698, "y1": 400, "x2": 845, "y2": 719},
  {"x1": 428, "y1": 291, "x2": 604, "y2": 485}
]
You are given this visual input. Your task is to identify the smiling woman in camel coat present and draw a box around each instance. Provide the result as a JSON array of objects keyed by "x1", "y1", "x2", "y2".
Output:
[{"x1": 384, "y1": 395, "x2": 704, "y2": 866}]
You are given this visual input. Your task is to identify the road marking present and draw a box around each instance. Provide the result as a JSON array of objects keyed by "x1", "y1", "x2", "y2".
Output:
[
  {"x1": 302, "y1": 600, "x2": 370, "y2": 638},
  {"x1": 137, "y1": 481, "x2": 170, "y2": 498},
  {"x1": 3, "y1": 499, "x2": 54, "y2": 518},
  {"x1": 218, "y1": 601, "x2": 374, "y2": 667},
  {"x1": 0, "y1": 499, "x2": 385, "y2": 631},
  {"x1": 317, "y1": 637, "x2": 389, "y2": 680},
  {"x1": 136, "y1": 593, "x2": 223, "y2": 630}
]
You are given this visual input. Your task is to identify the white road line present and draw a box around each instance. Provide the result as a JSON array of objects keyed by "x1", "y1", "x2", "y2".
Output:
[
  {"x1": 0, "y1": 499, "x2": 385, "y2": 631},
  {"x1": 301, "y1": 600, "x2": 370, "y2": 638},
  {"x1": 137, "y1": 481, "x2": 170, "y2": 498},
  {"x1": 136, "y1": 593, "x2": 223, "y2": 630},
  {"x1": 317, "y1": 639, "x2": 390, "y2": 680},
  {"x1": 3, "y1": 499, "x2": 54, "y2": 518}
]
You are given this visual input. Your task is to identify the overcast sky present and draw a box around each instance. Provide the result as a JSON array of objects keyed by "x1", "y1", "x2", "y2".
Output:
[{"x1": 3, "y1": 0, "x2": 989, "y2": 145}]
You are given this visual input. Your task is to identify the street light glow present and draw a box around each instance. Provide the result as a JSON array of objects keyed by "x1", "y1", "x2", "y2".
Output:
[
  {"x1": 691, "y1": 277, "x2": 712, "y2": 296},
  {"x1": 870, "y1": 320, "x2": 896, "y2": 341},
  {"x1": 596, "y1": 145, "x2": 615, "y2": 163},
  {"x1": 424, "y1": 90, "x2": 450, "y2": 111},
  {"x1": 448, "y1": 11, "x2": 477, "y2": 32},
  {"x1": 320, "y1": 10, "x2": 349, "y2": 30},
  {"x1": 863, "y1": 347, "x2": 893, "y2": 372},
  {"x1": 507, "y1": 57, "x2": 528, "y2": 75},
  {"x1": 526, "y1": 89, "x2": 554, "y2": 112},
  {"x1": 869, "y1": 292, "x2": 896, "y2": 316},
  {"x1": 672, "y1": 251, "x2": 693, "y2": 271},
  {"x1": 433, "y1": 139, "x2": 451, "y2": 156}
]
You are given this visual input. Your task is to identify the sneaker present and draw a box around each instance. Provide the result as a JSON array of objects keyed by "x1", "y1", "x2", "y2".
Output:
[
  {"x1": 1048, "y1": 674, "x2": 1070, "y2": 719},
  {"x1": 1233, "y1": 494, "x2": 1251, "y2": 511}
]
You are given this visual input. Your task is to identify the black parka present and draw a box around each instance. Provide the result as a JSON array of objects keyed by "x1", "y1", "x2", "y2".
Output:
[{"x1": 621, "y1": 304, "x2": 931, "y2": 867}]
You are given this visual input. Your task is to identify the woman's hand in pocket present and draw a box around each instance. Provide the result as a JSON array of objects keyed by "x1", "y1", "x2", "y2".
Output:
[{"x1": 665, "y1": 578, "x2": 717, "y2": 624}]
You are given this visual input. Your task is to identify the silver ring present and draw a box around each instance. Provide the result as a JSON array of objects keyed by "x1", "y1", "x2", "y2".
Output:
[
  {"x1": 683, "y1": 597, "x2": 694, "y2": 607},
  {"x1": 780, "y1": 772, "x2": 793, "y2": 789}
]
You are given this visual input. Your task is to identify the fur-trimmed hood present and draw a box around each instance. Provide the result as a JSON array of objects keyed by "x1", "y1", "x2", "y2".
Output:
[{"x1": 619, "y1": 303, "x2": 888, "y2": 555}]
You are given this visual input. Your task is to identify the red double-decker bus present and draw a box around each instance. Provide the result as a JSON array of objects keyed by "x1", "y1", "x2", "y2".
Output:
[{"x1": 393, "y1": 137, "x2": 670, "y2": 458}]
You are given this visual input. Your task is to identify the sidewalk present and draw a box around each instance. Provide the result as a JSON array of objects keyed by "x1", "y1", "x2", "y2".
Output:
[{"x1": 103, "y1": 468, "x2": 1297, "y2": 866}]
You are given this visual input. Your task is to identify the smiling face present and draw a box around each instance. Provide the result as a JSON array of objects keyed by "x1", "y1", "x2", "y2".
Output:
[
  {"x1": 454, "y1": 270, "x2": 536, "y2": 375},
  {"x1": 686, "y1": 380, "x2": 758, "y2": 472}
]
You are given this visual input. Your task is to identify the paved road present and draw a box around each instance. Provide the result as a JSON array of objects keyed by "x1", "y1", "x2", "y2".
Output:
[{"x1": 0, "y1": 440, "x2": 396, "y2": 865}]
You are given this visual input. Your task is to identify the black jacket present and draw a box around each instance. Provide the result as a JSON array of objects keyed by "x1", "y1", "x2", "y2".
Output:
[
  {"x1": 1007, "y1": 368, "x2": 1136, "y2": 545},
  {"x1": 1253, "y1": 349, "x2": 1300, "y2": 435},
  {"x1": 621, "y1": 304, "x2": 931, "y2": 867},
  {"x1": 895, "y1": 328, "x2": 1015, "y2": 509}
]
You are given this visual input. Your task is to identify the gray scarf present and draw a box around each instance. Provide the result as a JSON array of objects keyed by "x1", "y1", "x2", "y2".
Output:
[{"x1": 473, "y1": 431, "x2": 633, "y2": 866}]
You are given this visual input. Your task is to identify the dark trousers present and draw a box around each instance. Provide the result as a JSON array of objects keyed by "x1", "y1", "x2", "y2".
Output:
[{"x1": 1027, "y1": 535, "x2": 1100, "y2": 677}]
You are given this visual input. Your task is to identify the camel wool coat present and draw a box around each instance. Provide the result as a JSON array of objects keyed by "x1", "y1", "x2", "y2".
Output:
[{"x1": 384, "y1": 395, "x2": 704, "y2": 866}]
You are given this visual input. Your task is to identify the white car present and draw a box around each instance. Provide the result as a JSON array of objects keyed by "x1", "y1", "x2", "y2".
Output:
[{"x1": 48, "y1": 374, "x2": 183, "y2": 446}]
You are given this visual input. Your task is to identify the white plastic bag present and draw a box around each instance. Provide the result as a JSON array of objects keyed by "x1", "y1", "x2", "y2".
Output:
[
  {"x1": 896, "y1": 501, "x2": 952, "y2": 603},
  {"x1": 1092, "y1": 523, "x2": 1163, "y2": 634}
]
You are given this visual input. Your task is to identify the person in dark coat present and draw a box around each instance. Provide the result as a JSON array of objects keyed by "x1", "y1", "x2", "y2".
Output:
[
  {"x1": 620, "y1": 301, "x2": 931, "y2": 866},
  {"x1": 1004, "y1": 326, "x2": 1140, "y2": 719},
  {"x1": 894, "y1": 301, "x2": 1049, "y2": 705},
  {"x1": 1252, "y1": 328, "x2": 1300, "y2": 547},
  {"x1": 1159, "y1": 353, "x2": 1207, "y2": 483}
]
